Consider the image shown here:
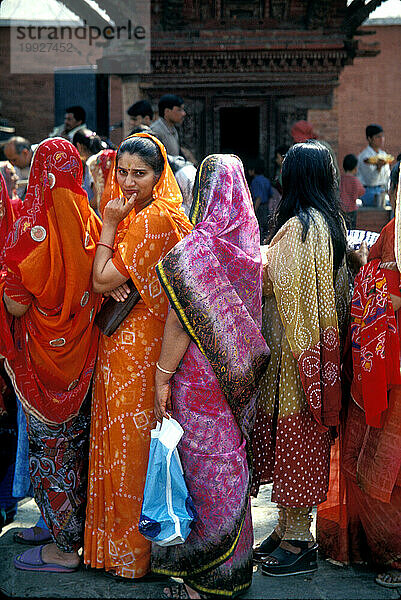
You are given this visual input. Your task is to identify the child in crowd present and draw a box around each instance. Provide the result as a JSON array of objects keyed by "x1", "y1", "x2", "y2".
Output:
[{"x1": 340, "y1": 154, "x2": 366, "y2": 229}]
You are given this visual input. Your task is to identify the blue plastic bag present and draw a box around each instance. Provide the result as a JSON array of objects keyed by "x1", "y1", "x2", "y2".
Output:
[{"x1": 139, "y1": 417, "x2": 196, "y2": 546}]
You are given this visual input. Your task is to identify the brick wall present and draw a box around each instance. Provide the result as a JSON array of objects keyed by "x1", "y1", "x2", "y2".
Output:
[
  {"x1": 308, "y1": 89, "x2": 339, "y2": 157},
  {"x1": 337, "y1": 24, "x2": 401, "y2": 167},
  {"x1": 0, "y1": 28, "x2": 54, "y2": 143}
]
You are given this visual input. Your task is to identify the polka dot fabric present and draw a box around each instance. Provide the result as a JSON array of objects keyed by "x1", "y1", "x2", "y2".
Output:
[{"x1": 252, "y1": 210, "x2": 349, "y2": 506}]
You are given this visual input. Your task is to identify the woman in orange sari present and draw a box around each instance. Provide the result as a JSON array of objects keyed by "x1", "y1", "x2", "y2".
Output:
[
  {"x1": 84, "y1": 133, "x2": 192, "y2": 580},
  {"x1": 1, "y1": 138, "x2": 101, "y2": 572}
]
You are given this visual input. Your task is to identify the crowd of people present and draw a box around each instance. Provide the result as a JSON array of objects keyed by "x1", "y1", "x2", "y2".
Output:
[{"x1": 0, "y1": 95, "x2": 399, "y2": 599}]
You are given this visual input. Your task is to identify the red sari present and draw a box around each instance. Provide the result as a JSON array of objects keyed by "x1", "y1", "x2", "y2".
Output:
[{"x1": 318, "y1": 218, "x2": 401, "y2": 569}]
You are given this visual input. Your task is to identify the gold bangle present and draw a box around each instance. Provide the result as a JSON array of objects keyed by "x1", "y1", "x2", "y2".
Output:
[{"x1": 156, "y1": 362, "x2": 176, "y2": 375}]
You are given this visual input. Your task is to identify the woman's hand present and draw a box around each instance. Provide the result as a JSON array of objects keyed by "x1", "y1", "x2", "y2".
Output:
[
  {"x1": 103, "y1": 194, "x2": 137, "y2": 227},
  {"x1": 107, "y1": 282, "x2": 131, "y2": 302},
  {"x1": 154, "y1": 370, "x2": 172, "y2": 422},
  {"x1": 347, "y1": 241, "x2": 368, "y2": 273}
]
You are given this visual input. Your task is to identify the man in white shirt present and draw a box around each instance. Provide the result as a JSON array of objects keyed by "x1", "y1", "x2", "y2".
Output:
[
  {"x1": 151, "y1": 94, "x2": 185, "y2": 156},
  {"x1": 357, "y1": 124, "x2": 391, "y2": 206},
  {"x1": 49, "y1": 105, "x2": 87, "y2": 141},
  {"x1": 151, "y1": 95, "x2": 196, "y2": 164}
]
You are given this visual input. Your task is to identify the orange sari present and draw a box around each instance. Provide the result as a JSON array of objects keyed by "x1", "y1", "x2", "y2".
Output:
[
  {"x1": 2, "y1": 138, "x2": 102, "y2": 424},
  {"x1": 84, "y1": 134, "x2": 192, "y2": 578}
]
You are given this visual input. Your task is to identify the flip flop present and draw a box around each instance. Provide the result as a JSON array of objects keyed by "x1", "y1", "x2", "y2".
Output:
[
  {"x1": 14, "y1": 545, "x2": 79, "y2": 573},
  {"x1": 13, "y1": 526, "x2": 52, "y2": 546}
]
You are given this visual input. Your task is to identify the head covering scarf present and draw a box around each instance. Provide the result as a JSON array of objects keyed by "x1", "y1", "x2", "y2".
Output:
[
  {"x1": 102, "y1": 133, "x2": 192, "y2": 316},
  {"x1": 156, "y1": 154, "x2": 270, "y2": 442},
  {"x1": 3, "y1": 138, "x2": 102, "y2": 424},
  {"x1": 291, "y1": 120, "x2": 318, "y2": 144},
  {"x1": 101, "y1": 132, "x2": 191, "y2": 236}
]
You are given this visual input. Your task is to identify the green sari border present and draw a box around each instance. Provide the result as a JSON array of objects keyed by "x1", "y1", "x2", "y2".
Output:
[
  {"x1": 152, "y1": 500, "x2": 246, "y2": 577},
  {"x1": 156, "y1": 261, "x2": 207, "y2": 359},
  {"x1": 186, "y1": 578, "x2": 251, "y2": 598}
]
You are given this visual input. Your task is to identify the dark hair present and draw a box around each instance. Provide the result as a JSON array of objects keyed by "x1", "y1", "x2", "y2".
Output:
[
  {"x1": 72, "y1": 128, "x2": 103, "y2": 155},
  {"x1": 269, "y1": 141, "x2": 346, "y2": 272},
  {"x1": 65, "y1": 105, "x2": 86, "y2": 123},
  {"x1": 343, "y1": 153, "x2": 358, "y2": 172},
  {"x1": 275, "y1": 144, "x2": 290, "y2": 157},
  {"x1": 366, "y1": 123, "x2": 383, "y2": 139},
  {"x1": 129, "y1": 125, "x2": 152, "y2": 136},
  {"x1": 158, "y1": 94, "x2": 184, "y2": 118},
  {"x1": 127, "y1": 100, "x2": 153, "y2": 119},
  {"x1": 117, "y1": 136, "x2": 165, "y2": 180},
  {"x1": 249, "y1": 157, "x2": 265, "y2": 175},
  {"x1": 7, "y1": 135, "x2": 31, "y2": 154},
  {"x1": 389, "y1": 161, "x2": 400, "y2": 191}
]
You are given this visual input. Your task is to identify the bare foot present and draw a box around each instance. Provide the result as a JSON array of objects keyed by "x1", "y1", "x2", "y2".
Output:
[
  {"x1": 163, "y1": 583, "x2": 201, "y2": 599},
  {"x1": 41, "y1": 543, "x2": 80, "y2": 569},
  {"x1": 375, "y1": 570, "x2": 401, "y2": 588}
]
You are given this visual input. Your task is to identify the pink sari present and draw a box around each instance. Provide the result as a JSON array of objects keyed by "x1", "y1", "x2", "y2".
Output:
[{"x1": 153, "y1": 154, "x2": 270, "y2": 597}]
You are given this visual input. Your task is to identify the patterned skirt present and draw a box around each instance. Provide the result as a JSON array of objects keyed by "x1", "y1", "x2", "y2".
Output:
[{"x1": 27, "y1": 397, "x2": 90, "y2": 552}]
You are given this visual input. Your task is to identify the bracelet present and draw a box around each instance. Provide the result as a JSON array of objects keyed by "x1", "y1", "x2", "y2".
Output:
[
  {"x1": 156, "y1": 362, "x2": 176, "y2": 375},
  {"x1": 97, "y1": 242, "x2": 114, "y2": 251}
]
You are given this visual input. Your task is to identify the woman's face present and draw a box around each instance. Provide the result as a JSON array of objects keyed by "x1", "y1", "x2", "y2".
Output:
[{"x1": 116, "y1": 152, "x2": 157, "y2": 207}]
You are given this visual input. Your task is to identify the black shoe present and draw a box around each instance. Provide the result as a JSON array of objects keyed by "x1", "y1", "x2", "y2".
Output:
[
  {"x1": 253, "y1": 532, "x2": 282, "y2": 561},
  {"x1": 261, "y1": 541, "x2": 318, "y2": 577}
]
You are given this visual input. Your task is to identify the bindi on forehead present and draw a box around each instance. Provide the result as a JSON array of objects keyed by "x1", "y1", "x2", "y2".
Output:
[{"x1": 118, "y1": 153, "x2": 149, "y2": 170}]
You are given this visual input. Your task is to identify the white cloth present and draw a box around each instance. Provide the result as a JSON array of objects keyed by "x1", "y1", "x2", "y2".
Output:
[
  {"x1": 357, "y1": 145, "x2": 391, "y2": 187},
  {"x1": 175, "y1": 164, "x2": 196, "y2": 216},
  {"x1": 48, "y1": 123, "x2": 87, "y2": 141}
]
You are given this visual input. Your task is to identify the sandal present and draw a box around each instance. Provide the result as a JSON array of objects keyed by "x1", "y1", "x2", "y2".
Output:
[
  {"x1": 14, "y1": 545, "x2": 79, "y2": 573},
  {"x1": 261, "y1": 540, "x2": 318, "y2": 577},
  {"x1": 253, "y1": 531, "x2": 282, "y2": 560},
  {"x1": 13, "y1": 526, "x2": 52, "y2": 546},
  {"x1": 375, "y1": 570, "x2": 401, "y2": 588}
]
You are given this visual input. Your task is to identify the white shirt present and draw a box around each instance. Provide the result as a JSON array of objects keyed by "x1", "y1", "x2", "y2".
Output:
[
  {"x1": 151, "y1": 118, "x2": 180, "y2": 156},
  {"x1": 48, "y1": 123, "x2": 87, "y2": 141},
  {"x1": 357, "y1": 145, "x2": 391, "y2": 187}
]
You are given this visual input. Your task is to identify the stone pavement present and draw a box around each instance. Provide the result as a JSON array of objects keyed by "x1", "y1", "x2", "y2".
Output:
[{"x1": 0, "y1": 485, "x2": 400, "y2": 599}]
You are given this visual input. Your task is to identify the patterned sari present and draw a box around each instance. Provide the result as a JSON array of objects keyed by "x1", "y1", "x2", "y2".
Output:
[
  {"x1": 84, "y1": 134, "x2": 192, "y2": 578},
  {"x1": 153, "y1": 154, "x2": 270, "y2": 597},
  {"x1": 318, "y1": 216, "x2": 401, "y2": 569},
  {"x1": 252, "y1": 210, "x2": 349, "y2": 506},
  {"x1": 1, "y1": 138, "x2": 102, "y2": 550}
]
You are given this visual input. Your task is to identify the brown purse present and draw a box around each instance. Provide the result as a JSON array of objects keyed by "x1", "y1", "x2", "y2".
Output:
[{"x1": 95, "y1": 279, "x2": 141, "y2": 337}]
